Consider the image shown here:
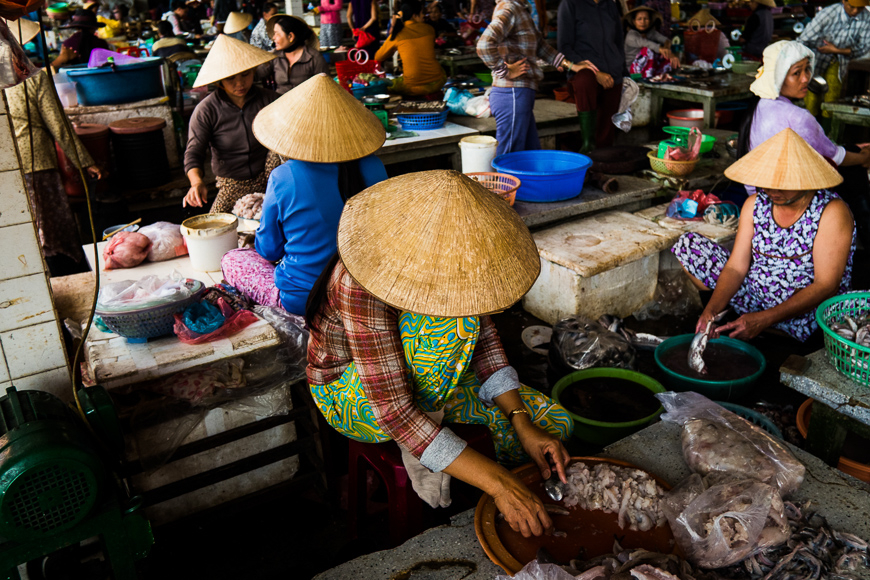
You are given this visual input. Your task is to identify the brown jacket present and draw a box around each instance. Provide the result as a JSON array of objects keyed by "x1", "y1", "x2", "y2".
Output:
[
  {"x1": 184, "y1": 85, "x2": 278, "y2": 181},
  {"x1": 257, "y1": 45, "x2": 330, "y2": 94}
]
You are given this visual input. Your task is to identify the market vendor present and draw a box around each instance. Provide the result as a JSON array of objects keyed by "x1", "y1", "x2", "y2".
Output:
[
  {"x1": 163, "y1": 0, "x2": 203, "y2": 37},
  {"x1": 740, "y1": 0, "x2": 774, "y2": 60},
  {"x1": 477, "y1": 0, "x2": 596, "y2": 155},
  {"x1": 375, "y1": 0, "x2": 446, "y2": 96},
  {"x1": 674, "y1": 128, "x2": 856, "y2": 342},
  {"x1": 51, "y1": 10, "x2": 109, "y2": 69},
  {"x1": 557, "y1": 0, "x2": 624, "y2": 153},
  {"x1": 221, "y1": 74, "x2": 388, "y2": 315},
  {"x1": 737, "y1": 40, "x2": 870, "y2": 243},
  {"x1": 307, "y1": 169, "x2": 573, "y2": 535},
  {"x1": 257, "y1": 14, "x2": 329, "y2": 94},
  {"x1": 5, "y1": 21, "x2": 101, "y2": 274},
  {"x1": 623, "y1": 6, "x2": 679, "y2": 72},
  {"x1": 250, "y1": 1, "x2": 279, "y2": 50},
  {"x1": 152, "y1": 21, "x2": 190, "y2": 58},
  {"x1": 183, "y1": 35, "x2": 279, "y2": 212},
  {"x1": 798, "y1": 0, "x2": 870, "y2": 119}
]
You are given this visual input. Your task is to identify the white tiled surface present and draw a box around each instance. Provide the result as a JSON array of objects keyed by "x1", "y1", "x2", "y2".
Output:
[
  {"x1": 0, "y1": 169, "x2": 31, "y2": 228},
  {"x1": 380, "y1": 121, "x2": 479, "y2": 149},
  {"x1": 0, "y1": 106, "x2": 70, "y2": 392},
  {"x1": 1, "y1": 321, "x2": 68, "y2": 379},
  {"x1": 0, "y1": 273, "x2": 56, "y2": 332},
  {"x1": 0, "y1": 222, "x2": 46, "y2": 282}
]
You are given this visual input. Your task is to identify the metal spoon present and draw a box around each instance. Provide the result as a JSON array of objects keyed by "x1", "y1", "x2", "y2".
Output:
[{"x1": 543, "y1": 477, "x2": 566, "y2": 502}]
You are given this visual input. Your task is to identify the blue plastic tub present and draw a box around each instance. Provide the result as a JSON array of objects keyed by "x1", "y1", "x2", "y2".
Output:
[
  {"x1": 62, "y1": 58, "x2": 164, "y2": 106},
  {"x1": 491, "y1": 150, "x2": 592, "y2": 202}
]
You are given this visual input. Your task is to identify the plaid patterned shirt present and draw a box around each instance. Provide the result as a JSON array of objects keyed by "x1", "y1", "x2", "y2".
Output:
[
  {"x1": 798, "y1": 2, "x2": 870, "y2": 80},
  {"x1": 476, "y1": 0, "x2": 564, "y2": 89},
  {"x1": 307, "y1": 260, "x2": 514, "y2": 460}
]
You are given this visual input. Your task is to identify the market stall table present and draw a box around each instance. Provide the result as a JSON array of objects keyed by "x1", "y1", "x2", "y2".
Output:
[
  {"x1": 821, "y1": 101, "x2": 870, "y2": 143},
  {"x1": 645, "y1": 72, "x2": 755, "y2": 128},
  {"x1": 376, "y1": 121, "x2": 480, "y2": 170},
  {"x1": 449, "y1": 99, "x2": 580, "y2": 149},
  {"x1": 313, "y1": 421, "x2": 870, "y2": 580},
  {"x1": 436, "y1": 47, "x2": 485, "y2": 77},
  {"x1": 780, "y1": 350, "x2": 870, "y2": 468}
]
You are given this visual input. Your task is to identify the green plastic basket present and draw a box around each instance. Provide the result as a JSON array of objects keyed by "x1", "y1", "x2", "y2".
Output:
[{"x1": 816, "y1": 292, "x2": 870, "y2": 387}]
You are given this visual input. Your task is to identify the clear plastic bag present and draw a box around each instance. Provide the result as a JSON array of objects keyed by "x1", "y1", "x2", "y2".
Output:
[
  {"x1": 548, "y1": 316, "x2": 636, "y2": 372},
  {"x1": 633, "y1": 270, "x2": 702, "y2": 321},
  {"x1": 662, "y1": 474, "x2": 788, "y2": 569},
  {"x1": 657, "y1": 392, "x2": 805, "y2": 496},
  {"x1": 97, "y1": 273, "x2": 196, "y2": 312},
  {"x1": 496, "y1": 560, "x2": 578, "y2": 580},
  {"x1": 0, "y1": 19, "x2": 39, "y2": 89},
  {"x1": 253, "y1": 305, "x2": 309, "y2": 373},
  {"x1": 138, "y1": 221, "x2": 188, "y2": 262}
]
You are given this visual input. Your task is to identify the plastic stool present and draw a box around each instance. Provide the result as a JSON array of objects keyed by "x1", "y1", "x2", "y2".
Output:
[{"x1": 347, "y1": 423, "x2": 495, "y2": 546}]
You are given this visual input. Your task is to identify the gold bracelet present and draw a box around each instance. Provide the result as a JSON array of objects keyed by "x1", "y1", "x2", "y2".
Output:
[{"x1": 508, "y1": 408, "x2": 530, "y2": 422}]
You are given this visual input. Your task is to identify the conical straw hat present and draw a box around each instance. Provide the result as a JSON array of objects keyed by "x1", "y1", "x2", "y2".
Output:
[
  {"x1": 6, "y1": 18, "x2": 40, "y2": 45},
  {"x1": 252, "y1": 74, "x2": 385, "y2": 162},
  {"x1": 724, "y1": 128, "x2": 843, "y2": 190},
  {"x1": 224, "y1": 11, "x2": 253, "y2": 34},
  {"x1": 337, "y1": 170, "x2": 541, "y2": 317},
  {"x1": 193, "y1": 34, "x2": 276, "y2": 88}
]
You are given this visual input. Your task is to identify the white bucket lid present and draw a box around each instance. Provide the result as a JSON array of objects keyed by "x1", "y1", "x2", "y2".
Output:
[
  {"x1": 459, "y1": 135, "x2": 498, "y2": 148},
  {"x1": 181, "y1": 213, "x2": 238, "y2": 238}
]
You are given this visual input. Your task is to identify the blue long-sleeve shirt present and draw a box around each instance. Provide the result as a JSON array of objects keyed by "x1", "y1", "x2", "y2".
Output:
[{"x1": 255, "y1": 156, "x2": 388, "y2": 315}]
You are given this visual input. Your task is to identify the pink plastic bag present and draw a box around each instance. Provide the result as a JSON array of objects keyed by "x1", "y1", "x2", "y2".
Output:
[
  {"x1": 173, "y1": 298, "x2": 258, "y2": 344},
  {"x1": 103, "y1": 231, "x2": 152, "y2": 270}
]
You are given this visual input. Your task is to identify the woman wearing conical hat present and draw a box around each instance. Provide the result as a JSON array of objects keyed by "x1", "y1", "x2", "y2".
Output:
[
  {"x1": 183, "y1": 34, "x2": 279, "y2": 212},
  {"x1": 673, "y1": 129, "x2": 856, "y2": 343},
  {"x1": 219, "y1": 74, "x2": 388, "y2": 315},
  {"x1": 306, "y1": 170, "x2": 574, "y2": 536}
]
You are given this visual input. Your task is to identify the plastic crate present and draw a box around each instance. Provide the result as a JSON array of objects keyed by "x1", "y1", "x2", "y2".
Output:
[
  {"x1": 396, "y1": 110, "x2": 448, "y2": 130},
  {"x1": 816, "y1": 292, "x2": 870, "y2": 387}
]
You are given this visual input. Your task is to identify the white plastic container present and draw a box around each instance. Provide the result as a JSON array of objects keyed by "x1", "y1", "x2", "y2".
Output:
[
  {"x1": 181, "y1": 213, "x2": 238, "y2": 272},
  {"x1": 54, "y1": 81, "x2": 78, "y2": 108},
  {"x1": 459, "y1": 135, "x2": 498, "y2": 173}
]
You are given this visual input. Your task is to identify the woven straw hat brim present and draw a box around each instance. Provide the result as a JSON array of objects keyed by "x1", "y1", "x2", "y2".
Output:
[
  {"x1": 193, "y1": 34, "x2": 276, "y2": 88},
  {"x1": 337, "y1": 170, "x2": 541, "y2": 318},
  {"x1": 224, "y1": 12, "x2": 254, "y2": 34},
  {"x1": 724, "y1": 128, "x2": 843, "y2": 190},
  {"x1": 6, "y1": 18, "x2": 40, "y2": 45},
  {"x1": 754, "y1": 0, "x2": 777, "y2": 8},
  {"x1": 252, "y1": 74, "x2": 385, "y2": 162},
  {"x1": 623, "y1": 6, "x2": 662, "y2": 24}
]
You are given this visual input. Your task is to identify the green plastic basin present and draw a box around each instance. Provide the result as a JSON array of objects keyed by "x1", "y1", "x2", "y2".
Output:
[
  {"x1": 662, "y1": 126, "x2": 716, "y2": 153},
  {"x1": 653, "y1": 334, "x2": 766, "y2": 401},
  {"x1": 551, "y1": 368, "x2": 666, "y2": 446}
]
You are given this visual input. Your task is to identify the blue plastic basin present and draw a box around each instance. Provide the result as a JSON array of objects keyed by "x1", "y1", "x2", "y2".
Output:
[
  {"x1": 62, "y1": 58, "x2": 165, "y2": 106},
  {"x1": 491, "y1": 150, "x2": 592, "y2": 203}
]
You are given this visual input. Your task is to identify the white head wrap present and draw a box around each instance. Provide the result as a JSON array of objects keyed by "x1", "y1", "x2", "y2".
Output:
[{"x1": 749, "y1": 40, "x2": 815, "y2": 99}]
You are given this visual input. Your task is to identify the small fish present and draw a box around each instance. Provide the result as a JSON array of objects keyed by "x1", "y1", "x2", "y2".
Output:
[
  {"x1": 544, "y1": 504, "x2": 571, "y2": 516},
  {"x1": 689, "y1": 310, "x2": 728, "y2": 374}
]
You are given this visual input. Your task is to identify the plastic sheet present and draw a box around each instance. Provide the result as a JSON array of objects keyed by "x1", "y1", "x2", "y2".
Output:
[
  {"x1": 97, "y1": 274, "x2": 195, "y2": 312},
  {"x1": 658, "y1": 392, "x2": 805, "y2": 496},
  {"x1": 548, "y1": 316, "x2": 636, "y2": 372},
  {"x1": 253, "y1": 305, "x2": 308, "y2": 365},
  {"x1": 103, "y1": 231, "x2": 152, "y2": 270},
  {"x1": 138, "y1": 221, "x2": 188, "y2": 262},
  {"x1": 662, "y1": 473, "x2": 790, "y2": 569},
  {"x1": 633, "y1": 270, "x2": 703, "y2": 321},
  {"x1": 0, "y1": 19, "x2": 39, "y2": 89}
]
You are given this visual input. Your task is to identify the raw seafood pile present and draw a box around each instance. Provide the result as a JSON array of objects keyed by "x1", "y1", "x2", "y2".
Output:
[
  {"x1": 232, "y1": 193, "x2": 264, "y2": 220},
  {"x1": 561, "y1": 462, "x2": 667, "y2": 532},
  {"x1": 659, "y1": 392, "x2": 805, "y2": 496},
  {"x1": 716, "y1": 501, "x2": 869, "y2": 580},
  {"x1": 828, "y1": 313, "x2": 870, "y2": 347}
]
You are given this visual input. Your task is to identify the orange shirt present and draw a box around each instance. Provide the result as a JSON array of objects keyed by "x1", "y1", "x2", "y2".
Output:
[{"x1": 375, "y1": 21, "x2": 445, "y2": 89}]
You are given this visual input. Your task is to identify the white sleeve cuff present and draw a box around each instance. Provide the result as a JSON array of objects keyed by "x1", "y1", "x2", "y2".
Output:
[
  {"x1": 419, "y1": 427, "x2": 468, "y2": 472},
  {"x1": 478, "y1": 366, "x2": 520, "y2": 407},
  {"x1": 833, "y1": 146, "x2": 846, "y2": 166}
]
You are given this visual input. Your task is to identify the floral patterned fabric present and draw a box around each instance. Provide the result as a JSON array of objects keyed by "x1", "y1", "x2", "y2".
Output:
[
  {"x1": 672, "y1": 190, "x2": 856, "y2": 341},
  {"x1": 221, "y1": 248, "x2": 283, "y2": 309}
]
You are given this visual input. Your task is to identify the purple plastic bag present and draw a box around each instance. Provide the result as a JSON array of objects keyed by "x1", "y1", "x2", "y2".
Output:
[{"x1": 87, "y1": 48, "x2": 145, "y2": 68}]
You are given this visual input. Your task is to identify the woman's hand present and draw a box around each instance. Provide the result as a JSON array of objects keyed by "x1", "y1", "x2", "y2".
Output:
[
  {"x1": 491, "y1": 473, "x2": 554, "y2": 537},
  {"x1": 818, "y1": 40, "x2": 842, "y2": 55},
  {"x1": 183, "y1": 182, "x2": 208, "y2": 208},
  {"x1": 695, "y1": 309, "x2": 718, "y2": 335},
  {"x1": 859, "y1": 147, "x2": 870, "y2": 169},
  {"x1": 506, "y1": 58, "x2": 530, "y2": 79},
  {"x1": 85, "y1": 165, "x2": 102, "y2": 180},
  {"x1": 660, "y1": 48, "x2": 680, "y2": 69},
  {"x1": 715, "y1": 311, "x2": 770, "y2": 340},
  {"x1": 595, "y1": 71, "x2": 613, "y2": 89},
  {"x1": 570, "y1": 59, "x2": 599, "y2": 74},
  {"x1": 515, "y1": 420, "x2": 570, "y2": 483}
]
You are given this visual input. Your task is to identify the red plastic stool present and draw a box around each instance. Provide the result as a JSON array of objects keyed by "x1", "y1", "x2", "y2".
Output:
[{"x1": 347, "y1": 423, "x2": 495, "y2": 546}]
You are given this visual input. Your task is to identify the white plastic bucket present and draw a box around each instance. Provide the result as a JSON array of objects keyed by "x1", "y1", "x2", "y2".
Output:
[
  {"x1": 181, "y1": 213, "x2": 238, "y2": 271},
  {"x1": 54, "y1": 82, "x2": 78, "y2": 107},
  {"x1": 459, "y1": 135, "x2": 498, "y2": 173}
]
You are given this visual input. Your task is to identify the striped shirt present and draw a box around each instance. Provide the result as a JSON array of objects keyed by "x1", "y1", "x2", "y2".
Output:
[
  {"x1": 307, "y1": 260, "x2": 520, "y2": 469},
  {"x1": 798, "y1": 2, "x2": 870, "y2": 80},
  {"x1": 476, "y1": 0, "x2": 565, "y2": 90}
]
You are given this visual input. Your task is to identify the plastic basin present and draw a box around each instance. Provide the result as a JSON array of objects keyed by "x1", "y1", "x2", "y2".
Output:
[
  {"x1": 551, "y1": 368, "x2": 666, "y2": 446},
  {"x1": 666, "y1": 109, "x2": 722, "y2": 129},
  {"x1": 491, "y1": 150, "x2": 591, "y2": 203},
  {"x1": 62, "y1": 58, "x2": 165, "y2": 106},
  {"x1": 661, "y1": 127, "x2": 716, "y2": 153},
  {"x1": 653, "y1": 334, "x2": 766, "y2": 401}
]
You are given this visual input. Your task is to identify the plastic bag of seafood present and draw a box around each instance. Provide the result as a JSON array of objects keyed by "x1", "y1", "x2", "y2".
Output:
[
  {"x1": 662, "y1": 474, "x2": 790, "y2": 569},
  {"x1": 548, "y1": 316, "x2": 637, "y2": 374},
  {"x1": 495, "y1": 559, "x2": 577, "y2": 580},
  {"x1": 657, "y1": 392, "x2": 805, "y2": 496}
]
